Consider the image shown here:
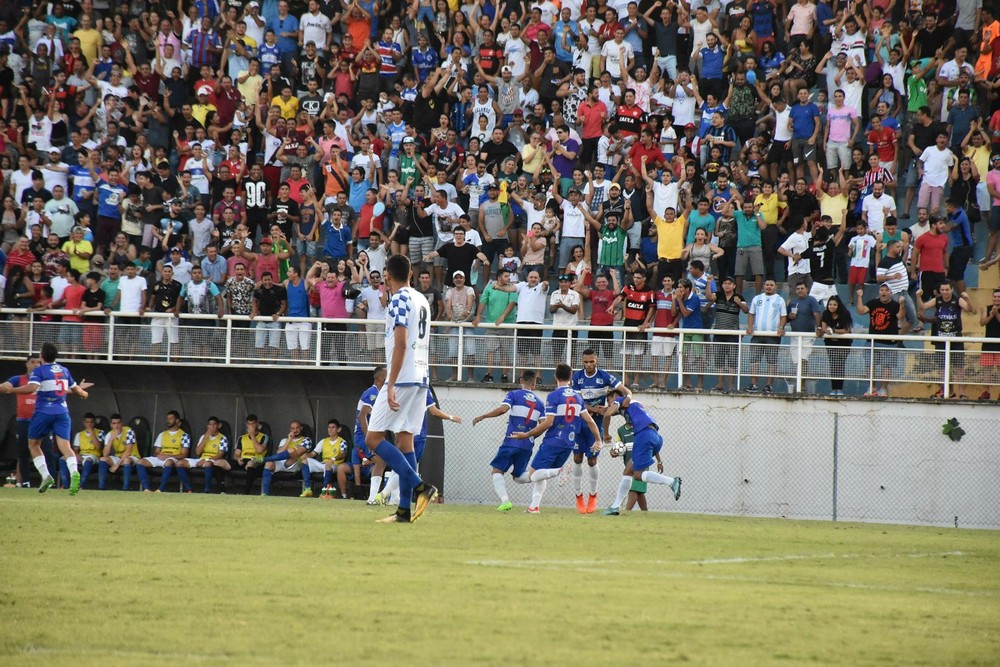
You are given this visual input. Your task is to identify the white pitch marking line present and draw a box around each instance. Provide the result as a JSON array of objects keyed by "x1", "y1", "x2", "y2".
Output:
[{"x1": 466, "y1": 551, "x2": 968, "y2": 568}]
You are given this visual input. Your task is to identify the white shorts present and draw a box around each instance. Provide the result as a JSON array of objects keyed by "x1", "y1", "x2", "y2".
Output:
[
  {"x1": 184, "y1": 457, "x2": 216, "y2": 467},
  {"x1": 272, "y1": 459, "x2": 301, "y2": 473},
  {"x1": 368, "y1": 384, "x2": 428, "y2": 435},
  {"x1": 790, "y1": 337, "x2": 816, "y2": 363},
  {"x1": 108, "y1": 455, "x2": 139, "y2": 466},
  {"x1": 151, "y1": 318, "x2": 179, "y2": 344},
  {"x1": 143, "y1": 456, "x2": 180, "y2": 468},
  {"x1": 285, "y1": 322, "x2": 312, "y2": 350},
  {"x1": 304, "y1": 458, "x2": 339, "y2": 474},
  {"x1": 809, "y1": 282, "x2": 838, "y2": 306},
  {"x1": 651, "y1": 335, "x2": 678, "y2": 357},
  {"x1": 80, "y1": 454, "x2": 100, "y2": 463}
]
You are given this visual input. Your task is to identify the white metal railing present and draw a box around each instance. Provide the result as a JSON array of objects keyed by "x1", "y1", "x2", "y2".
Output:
[{"x1": 0, "y1": 308, "x2": 997, "y2": 395}]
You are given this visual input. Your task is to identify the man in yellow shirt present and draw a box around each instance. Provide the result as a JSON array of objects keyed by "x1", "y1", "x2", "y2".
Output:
[
  {"x1": 70, "y1": 412, "x2": 105, "y2": 490},
  {"x1": 650, "y1": 198, "x2": 690, "y2": 283},
  {"x1": 73, "y1": 15, "x2": 103, "y2": 64},
  {"x1": 137, "y1": 410, "x2": 191, "y2": 492},
  {"x1": 754, "y1": 181, "x2": 787, "y2": 282},
  {"x1": 62, "y1": 226, "x2": 94, "y2": 274},
  {"x1": 304, "y1": 419, "x2": 351, "y2": 498},
  {"x1": 192, "y1": 86, "x2": 218, "y2": 127},
  {"x1": 271, "y1": 85, "x2": 300, "y2": 120},
  {"x1": 233, "y1": 414, "x2": 268, "y2": 495},
  {"x1": 180, "y1": 416, "x2": 231, "y2": 493},
  {"x1": 237, "y1": 59, "x2": 264, "y2": 104},
  {"x1": 99, "y1": 414, "x2": 139, "y2": 491}
]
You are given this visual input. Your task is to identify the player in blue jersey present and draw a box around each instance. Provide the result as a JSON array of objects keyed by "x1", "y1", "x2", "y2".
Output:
[
  {"x1": 367, "y1": 254, "x2": 439, "y2": 523},
  {"x1": 472, "y1": 370, "x2": 545, "y2": 512},
  {"x1": 571, "y1": 349, "x2": 631, "y2": 514},
  {"x1": 1, "y1": 343, "x2": 92, "y2": 494},
  {"x1": 354, "y1": 367, "x2": 389, "y2": 504},
  {"x1": 601, "y1": 393, "x2": 682, "y2": 515},
  {"x1": 377, "y1": 388, "x2": 461, "y2": 506},
  {"x1": 512, "y1": 363, "x2": 602, "y2": 514}
]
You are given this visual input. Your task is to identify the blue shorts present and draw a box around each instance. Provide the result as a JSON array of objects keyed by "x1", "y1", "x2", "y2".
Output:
[
  {"x1": 573, "y1": 423, "x2": 603, "y2": 458},
  {"x1": 29, "y1": 412, "x2": 71, "y2": 442},
  {"x1": 414, "y1": 436, "x2": 426, "y2": 463},
  {"x1": 531, "y1": 443, "x2": 573, "y2": 471},
  {"x1": 490, "y1": 445, "x2": 532, "y2": 477},
  {"x1": 630, "y1": 426, "x2": 663, "y2": 472},
  {"x1": 351, "y1": 441, "x2": 374, "y2": 465}
]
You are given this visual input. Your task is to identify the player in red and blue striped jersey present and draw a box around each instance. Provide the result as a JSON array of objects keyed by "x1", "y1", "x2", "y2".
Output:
[
  {"x1": 472, "y1": 370, "x2": 546, "y2": 512},
  {"x1": 571, "y1": 349, "x2": 631, "y2": 514},
  {"x1": 601, "y1": 393, "x2": 682, "y2": 515},
  {"x1": 0, "y1": 343, "x2": 92, "y2": 495},
  {"x1": 512, "y1": 364, "x2": 602, "y2": 514}
]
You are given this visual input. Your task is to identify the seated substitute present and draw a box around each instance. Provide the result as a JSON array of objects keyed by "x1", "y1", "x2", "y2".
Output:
[
  {"x1": 261, "y1": 420, "x2": 314, "y2": 496},
  {"x1": 98, "y1": 414, "x2": 139, "y2": 491},
  {"x1": 69, "y1": 412, "x2": 105, "y2": 490},
  {"x1": 136, "y1": 410, "x2": 192, "y2": 493},
  {"x1": 303, "y1": 419, "x2": 351, "y2": 499},
  {"x1": 233, "y1": 414, "x2": 268, "y2": 495},
  {"x1": 179, "y1": 416, "x2": 231, "y2": 493}
]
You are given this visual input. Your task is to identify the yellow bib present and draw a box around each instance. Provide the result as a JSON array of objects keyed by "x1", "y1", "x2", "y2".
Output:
[
  {"x1": 108, "y1": 427, "x2": 136, "y2": 458},
  {"x1": 158, "y1": 429, "x2": 187, "y2": 457},
  {"x1": 76, "y1": 430, "x2": 104, "y2": 457},
  {"x1": 200, "y1": 433, "x2": 228, "y2": 460},
  {"x1": 319, "y1": 436, "x2": 347, "y2": 464},
  {"x1": 239, "y1": 433, "x2": 266, "y2": 461}
]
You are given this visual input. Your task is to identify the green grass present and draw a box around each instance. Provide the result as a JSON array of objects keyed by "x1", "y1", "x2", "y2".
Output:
[{"x1": 1, "y1": 490, "x2": 998, "y2": 667}]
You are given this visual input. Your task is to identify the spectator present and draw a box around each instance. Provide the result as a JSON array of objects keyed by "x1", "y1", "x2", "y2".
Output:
[
  {"x1": 819, "y1": 295, "x2": 854, "y2": 396},
  {"x1": 746, "y1": 278, "x2": 787, "y2": 393},
  {"x1": 856, "y1": 283, "x2": 909, "y2": 398},
  {"x1": 472, "y1": 267, "x2": 518, "y2": 382}
]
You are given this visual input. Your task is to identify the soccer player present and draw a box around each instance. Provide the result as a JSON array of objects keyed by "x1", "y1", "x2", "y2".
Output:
[
  {"x1": 608, "y1": 418, "x2": 647, "y2": 511},
  {"x1": 378, "y1": 389, "x2": 461, "y2": 506},
  {"x1": 472, "y1": 370, "x2": 545, "y2": 512},
  {"x1": 136, "y1": 411, "x2": 192, "y2": 493},
  {"x1": 0, "y1": 354, "x2": 57, "y2": 488},
  {"x1": 179, "y1": 416, "x2": 231, "y2": 494},
  {"x1": 602, "y1": 394, "x2": 682, "y2": 515},
  {"x1": 69, "y1": 412, "x2": 105, "y2": 490},
  {"x1": 353, "y1": 368, "x2": 389, "y2": 504},
  {"x1": 0, "y1": 343, "x2": 92, "y2": 494},
  {"x1": 98, "y1": 414, "x2": 139, "y2": 491},
  {"x1": 366, "y1": 253, "x2": 439, "y2": 524},
  {"x1": 512, "y1": 363, "x2": 603, "y2": 514},
  {"x1": 306, "y1": 419, "x2": 351, "y2": 499},
  {"x1": 233, "y1": 414, "x2": 268, "y2": 495},
  {"x1": 571, "y1": 349, "x2": 631, "y2": 514},
  {"x1": 261, "y1": 420, "x2": 314, "y2": 496}
]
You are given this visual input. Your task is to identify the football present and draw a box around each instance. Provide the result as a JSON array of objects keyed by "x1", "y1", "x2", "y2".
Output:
[{"x1": 610, "y1": 441, "x2": 627, "y2": 457}]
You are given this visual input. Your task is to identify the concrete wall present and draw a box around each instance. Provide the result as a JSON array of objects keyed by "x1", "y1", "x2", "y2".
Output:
[{"x1": 434, "y1": 387, "x2": 1000, "y2": 529}]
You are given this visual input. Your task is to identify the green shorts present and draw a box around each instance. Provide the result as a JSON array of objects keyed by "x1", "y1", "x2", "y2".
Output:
[{"x1": 630, "y1": 479, "x2": 648, "y2": 494}]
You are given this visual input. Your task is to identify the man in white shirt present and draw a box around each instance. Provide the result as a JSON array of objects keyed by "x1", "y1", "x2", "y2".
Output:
[
  {"x1": 861, "y1": 180, "x2": 896, "y2": 235},
  {"x1": 600, "y1": 26, "x2": 633, "y2": 81},
  {"x1": 549, "y1": 271, "x2": 581, "y2": 362},
  {"x1": 298, "y1": 0, "x2": 331, "y2": 54},
  {"x1": 418, "y1": 189, "x2": 465, "y2": 286},
  {"x1": 917, "y1": 133, "x2": 956, "y2": 216},
  {"x1": 552, "y1": 186, "x2": 598, "y2": 273},
  {"x1": 513, "y1": 269, "x2": 549, "y2": 370},
  {"x1": 778, "y1": 216, "x2": 812, "y2": 287},
  {"x1": 8, "y1": 157, "x2": 36, "y2": 203}
]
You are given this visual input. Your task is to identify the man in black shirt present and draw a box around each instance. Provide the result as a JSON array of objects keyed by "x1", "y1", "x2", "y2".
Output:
[
  {"x1": 410, "y1": 69, "x2": 446, "y2": 135},
  {"x1": 147, "y1": 264, "x2": 183, "y2": 361},
  {"x1": 268, "y1": 183, "x2": 300, "y2": 239},
  {"x1": 152, "y1": 161, "x2": 180, "y2": 197},
  {"x1": 784, "y1": 178, "x2": 820, "y2": 232},
  {"x1": 136, "y1": 171, "x2": 166, "y2": 246},
  {"x1": 856, "y1": 283, "x2": 909, "y2": 397},
  {"x1": 19, "y1": 171, "x2": 51, "y2": 207},
  {"x1": 479, "y1": 127, "x2": 518, "y2": 169},
  {"x1": 799, "y1": 225, "x2": 845, "y2": 306},
  {"x1": 252, "y1": 271, "x2": 287, "y2": 358},
  {"x1": 422, "y1": 227, "x2": 490, "y2": 288},
  {"x1": 243, "y1": 163, "x2": 270, "y2": 241}
]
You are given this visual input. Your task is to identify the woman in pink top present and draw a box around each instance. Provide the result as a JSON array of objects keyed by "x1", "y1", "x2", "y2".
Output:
[{"x1": 308, "y1": 260, "x2": 359, "y2": 362}]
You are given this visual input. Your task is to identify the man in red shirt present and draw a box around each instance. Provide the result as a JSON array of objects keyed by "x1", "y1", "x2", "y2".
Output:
[
  {"x1": 909, "y1": 217, "x2": 949, "y2": 295},
  {"x1": 866, "y1": 115, "x2": 897, "y2": 171},
  {"x1": 611, "y1": 269, "x2": 655, "y2": 387},
  {"x1": 615, "y1": 89, "x2": 646, "y2": 139},
  {"x1": 577, "y1": 85, "x2": 608, "y2": 166},
  {"x1": 628, "y1": 127, "x2": 667, "y2": 176},
  {"x1": 0, "y1": 355, "x2": 55, "y2": 487},
  {"x1": 576, "y1": 271, "x2": 618, "y2": 360},
  {"x1": 476, "y1": 29, "x2": 505, "y2": 76}
]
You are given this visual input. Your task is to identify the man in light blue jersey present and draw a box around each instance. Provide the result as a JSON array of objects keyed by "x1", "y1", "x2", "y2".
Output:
[
  {"x1": 472, "y1": 370, "x2": 545, "y2": 511},
  {"x1": 377, "y1": 389, "x2": 461, "y2": 506},
  {"x1": 366, "y1": 254, "x2": 439, "y2": 523},
  {"x1": 512, "y1": 363, "x2": 602, "y2": 514},
  {"x1": 746, "y1": 278, "x2": 788, "y2": 393},
  {"x1": 1, "y1": 342, "x2": 92, "y2": 494},
  {"x1": 602, "y1": 393, "x2": 681, "y2": 515},
  {"x1": 571, "y1": 348, "x2": 631, "y2": 514}
]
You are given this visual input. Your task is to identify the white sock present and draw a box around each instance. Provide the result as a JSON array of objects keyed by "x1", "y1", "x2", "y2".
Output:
[
  {"x1": 571, "y1": 461, "x2": 584, "y2": 495},
  {"x1": 611, "y1": 475, "x2": 632, "y2": 510},
  {"x1": 64, "y1": 457, "x2": 78, "y2": 474},
  {"x1": 491, "y1": 472, "x2": 509, "y2": 503},
  {"x1": 367, "y1": 475, "x2": 382, "y2": 502},
  {"x1": 382, "y1": 471, "x2": 399, "y2": 496},
  {"x1": 33, "y1": 455, "x2": 50, "y2": 479},
  {"x1": 530, "y1": 478, "x2": 547, "y2": 508},
  {"x1": 530, "y1": 468, "x2": 560, "y2": 483},
  {"x1": 513, "y1": 472, "x2": 531, "y2": 484},
  {"x1": 641, "y1": 470, "x2": 675, "y2": 485},
  {"x1": 588, "y1": 463, "x2": 600, "y2": 495}
]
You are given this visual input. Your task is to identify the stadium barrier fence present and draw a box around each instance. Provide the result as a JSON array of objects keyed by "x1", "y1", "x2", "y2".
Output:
[{"x1": 1, "y1": 309, "x2": 998, "y2": 396}]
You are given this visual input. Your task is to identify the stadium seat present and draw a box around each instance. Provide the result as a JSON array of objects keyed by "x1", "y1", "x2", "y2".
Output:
[
  {"x1": 129, "y1": 417, "x2": 152, "y2": 458},
  {"x1": 94, "y1": 415, "x2": 110, "y2": 433}
]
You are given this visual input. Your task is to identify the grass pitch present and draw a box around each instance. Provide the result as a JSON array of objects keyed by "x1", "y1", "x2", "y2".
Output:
[{"x1": 1, "y1": 490, "x2": 998, "y2": 667}]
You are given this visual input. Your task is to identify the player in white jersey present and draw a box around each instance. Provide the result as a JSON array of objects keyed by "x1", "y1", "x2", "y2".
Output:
[{"x1": 367, "y1": 254, "x2": 439, "y2": 523}]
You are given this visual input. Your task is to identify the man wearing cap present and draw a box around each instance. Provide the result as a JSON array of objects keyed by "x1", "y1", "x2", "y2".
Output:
[{"x1": 551, "y1": 183, "x2": 598, "y2": 274}]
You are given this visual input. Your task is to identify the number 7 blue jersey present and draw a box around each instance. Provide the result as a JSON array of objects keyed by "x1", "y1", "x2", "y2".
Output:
[
  {"x1": 502, "y1": 388, "x2": 545, "y2": 449},
  {"x1": 542, "y1": 386, "x2": 586, "y2": 448},
  {"x1": 28, "y1": 363, "x2": 77, "y2": 415}
]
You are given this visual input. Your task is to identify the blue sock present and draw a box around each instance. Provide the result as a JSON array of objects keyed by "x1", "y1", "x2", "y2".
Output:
[
  {"x1": 399, "y1": 450, "x2": 421, "y2": 510},
  {"x1": 59, "y1": 459, "x2": 69, "y2": 487},
  {"x1": 159, "y1": 466, "x2": 173, "y2": 491},
  {"x1": 322, "y1": 469, "x2": 333, "y2": 487},
  {"x1": 123, "y1": 464, "x2": 133, "y2": 491},
  {"x1": 98, "y1": 461, "x2": 109, "y2": 490},
  {"x1": 176, "y1": 466, "x2": 191, "y2": 491},
  {"x1": 301, "y1": 463, "x2": 312, "y2": 488},
  {"x1": 264, "y1": 451, "x2": 290, "y2": 463},
  {"x1": 373, "y1": 441, "x2": 420, "y2": 493},
  {"x1": 137, "y1": 465, "x2": 150, "y2": 490},
  {"x1": 262, "y1": 468, "x2": 273, "y2": 495},
  {"x1": 203, "y1": 466, "x2": 214, "y2": 493},
  {"x1": 80, "y1": 459, "x2": 94, "y2": 487}
]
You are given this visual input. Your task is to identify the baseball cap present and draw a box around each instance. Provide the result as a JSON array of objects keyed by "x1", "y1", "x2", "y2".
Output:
[
  {"x1": 170, "y1": 246, "x2": 182, "y2": 253},
  {"x1": 452, "y1": 270, "x2": 465, "y2": 279},
  {"x1": 248, "y1": 0, "x2": 259, "y2": 6},
  {"x1": 684, "y1": 122, "x2": 696, "y2": 130},
  {"x1": 487, "y1": 182, "x2": 499, "y2": 189},
  {"x1": 609, "y1": 183, "x2": 621, "y2": 191},
  {"x1": 501, "y1": 65, "x2": 512, "y2": 75},
  {"x1": 558, "y1": 273, "x2": 575, "y2": 281},
  {"x1": 568, "y1": 187, "x2": 581, "y2": 195},
  {"x1": 197, "y1": 85, "x2": 212, "y2": 96},
  {"x1": 260, "y1": 237, "x2": 273, "y2": 246},
  {"x1": 92, "y1": 254, "x2": 105, "y2": 266},
  {"x1": 992, "y1": 154, "x2": 1000, "y2": 162},
  {"x1": 48, "y1": 147, "x2": 61, "y2": 154},
  {"x1": 401, "y1": 136, "x2": 416, "y2": 145}
]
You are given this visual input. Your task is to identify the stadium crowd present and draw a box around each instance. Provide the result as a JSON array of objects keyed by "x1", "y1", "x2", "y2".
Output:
[{"x1": 1, "y1": 0, "x2": 1000, "y2": 397}]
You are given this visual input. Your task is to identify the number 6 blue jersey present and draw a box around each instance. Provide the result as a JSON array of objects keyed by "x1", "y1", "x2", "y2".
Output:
[
  {"x1": 28, "y1": 363, "x2": 77, "y2": 415},
  {"x1": 542, "y1": 387, "x2": 586, "y2": 448},
  {"x1": 502, "y1": 389, "x2": 545, "y2": 450}
]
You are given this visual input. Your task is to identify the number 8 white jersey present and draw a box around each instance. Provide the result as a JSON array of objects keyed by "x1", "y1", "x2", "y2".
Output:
[{"x1": 385, "y1": 286, "x2": 431, "y2": 388}]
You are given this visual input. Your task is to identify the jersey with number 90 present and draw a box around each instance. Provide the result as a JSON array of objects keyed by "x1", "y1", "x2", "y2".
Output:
[
  {"x1": 28, "y1": 363, "x2": 77, "y2": 415},
  {"x1": 542, "y1": 387, "x2": 586, "y2": 448},
  {"x1": 384, "y1": 286, "x2": 431, "y2": 388}
]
